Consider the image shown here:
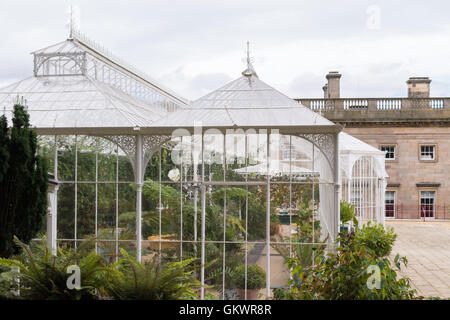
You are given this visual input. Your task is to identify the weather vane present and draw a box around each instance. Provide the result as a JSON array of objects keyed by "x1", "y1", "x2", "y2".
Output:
[
  {"x1": 68, "y1": 5, "x2": 73, "y2": 39},
  {"x1": 242, "y1": 41, "x2": 257, "y2": 78},
  {"x1": 246, "y1": 41, "x2": 250, "y2": 69},
  {"x1": 66, "y1": 5, "x2": 80, "y2": 39}
]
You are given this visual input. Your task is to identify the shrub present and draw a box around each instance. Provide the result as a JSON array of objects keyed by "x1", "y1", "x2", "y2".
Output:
[
  {"x1": 0, "y1": 265, "x2": 17, "y2": 299},
  {"x1": 232, "y1": 264, "x2": 266, "y2": 290},
  {"x1": 279, "y1": 225, "x2": 417, "y2": 300},
  {"x1": 104, "y1": 249, "x2": 200, "y2": 300},
  {"x1": 354, "y1": 222, "x2": 397, "y2": 259},
  {"x1": 0, "y1": 237, "x2": 107, "y2": 300}
]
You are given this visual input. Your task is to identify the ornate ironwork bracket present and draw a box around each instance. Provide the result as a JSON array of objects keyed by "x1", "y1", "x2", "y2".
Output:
[
  {"x1": 293, "y1": 133, "x2": 336, "y2": 172},
  {"x1": 100, "y1": 134, "x2": 171, "y2": 180},
  {"x1": 33, "y1": 52, "x2": 87, "y2": 77}
]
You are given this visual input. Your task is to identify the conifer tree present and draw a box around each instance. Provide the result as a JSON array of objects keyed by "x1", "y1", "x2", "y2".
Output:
[{"x1": 0, "y1": 103, "x2": 48, "y2": 258}]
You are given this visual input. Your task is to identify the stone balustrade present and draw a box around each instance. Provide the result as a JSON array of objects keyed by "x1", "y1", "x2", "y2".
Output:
[{"x1": 295, "y1": 97, "x2": 450, "y2": 124}]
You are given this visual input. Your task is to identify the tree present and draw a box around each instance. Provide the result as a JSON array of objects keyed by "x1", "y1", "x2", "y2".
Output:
[
  {"x1": 0, "y1": 103, "x2": 49, "y2": 258},
  {"x1": 0, "y1": 115, "x2": 9, "y2": 181}
]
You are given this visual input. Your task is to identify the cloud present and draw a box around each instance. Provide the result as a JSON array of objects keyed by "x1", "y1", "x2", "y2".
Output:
[
  {"x1": 1, "y1": 0, "x2": 450, "y2": 99},
  {"x1": 158, "y1": 68, "x2": 232, "y2": 100}
]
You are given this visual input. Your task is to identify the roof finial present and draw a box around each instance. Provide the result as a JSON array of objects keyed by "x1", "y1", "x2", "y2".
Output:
[
  {"x1": 68, "y1": 5, "x2": 73, "y2": 39},
  {"x1": 66, "y1": 5, "x2": 80, "y2": 40},
  {"x1": 242, "y1": 41, "x2": 258, "y2": 78},
  {"x1": 246, "y1": 41, "x2": 250, "y2": 69}
]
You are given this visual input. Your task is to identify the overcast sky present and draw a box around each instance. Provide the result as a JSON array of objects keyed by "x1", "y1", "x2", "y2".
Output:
[{"x1": 1, "y1": 0, "x2": 450, "y2": 100}]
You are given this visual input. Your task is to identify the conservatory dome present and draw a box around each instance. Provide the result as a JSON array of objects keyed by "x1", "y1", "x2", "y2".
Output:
[
  {"x1": 150, "y1": 67, "x2": 339, "y2": 134},
  {"x1": 0, "y1": 31, "x2": 188, "y2": 135}
]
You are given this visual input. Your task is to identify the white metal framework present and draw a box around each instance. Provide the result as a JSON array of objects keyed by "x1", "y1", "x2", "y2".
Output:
[
  {"x1": 0, "y1": 32, "x2": 379, "y2": 300},
  {"x1": 340, "y1": 133, "x2": 388, "y2": 226}
]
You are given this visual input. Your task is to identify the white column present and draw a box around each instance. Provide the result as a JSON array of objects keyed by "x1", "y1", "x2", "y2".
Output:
[
  {"x1": 200, "y1": 126, "x2": 206, "y2": 300},
  {"x1": 193, "y1": 176, "x2": 198, "y2": 256},
  {"x1": 333, "y1": 132, "x2": 341, "y2": 245},
  {"x1": 265, "y1": 131, "x2": 271, "y2": 298},
  {"x1": 47, "y1": 135, "x2": 58, "y2": 255},
  {"x1": 46, "y1": 184, "x2": 58, "y2": 256},
  {"x1": 200, "y1": 184, "x2": 206, "y2": 300},
  {"x1": 136, "y1": 134, "x2": 143, "y2": 262}
]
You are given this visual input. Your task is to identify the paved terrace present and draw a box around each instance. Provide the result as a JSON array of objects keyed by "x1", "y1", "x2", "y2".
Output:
[{"x1": 386, "y1": 220, "x2": 450, "y2": 298}]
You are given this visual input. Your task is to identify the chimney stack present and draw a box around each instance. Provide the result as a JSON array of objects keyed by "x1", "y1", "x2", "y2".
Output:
[
  {"x1": 325, "y1": 71, "x2": 341, "y2": 98},
  {"x1": 406, "y1": 77, "x2": 431, "y2": 98}
]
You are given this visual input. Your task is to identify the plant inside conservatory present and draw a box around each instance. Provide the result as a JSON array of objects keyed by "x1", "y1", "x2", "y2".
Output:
[
  {"x1": 0, "y1": 103, "x2": 49, "y2": 258},
  {"x1": 104, "y1": 249, "x2": 200, "y2": 300},
  {"x1": 232, "y1": 264, "x2": 266, "y2": 300},
  {"x1": 0, "y1": 237, "x2": 203, "y2": 300},
  {"x1": 0, "y1": 237, "x2": 108, "y2": 300},
  {"x1": 117, "y1": 177, "x2": 269, "y2": 296},
  {"x1": 340, "y1": 200, "x2": 357, "y2": 234}
]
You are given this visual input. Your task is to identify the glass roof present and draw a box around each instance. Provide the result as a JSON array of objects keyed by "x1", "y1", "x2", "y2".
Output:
[
  {"x1": 33, "y1": 30, "x2": 188, "y2": 107},
  {"x1": 0, "y1": 33, "x2": 339, "y2": 134},
  {"x1": 151, "y1": 73, "x2": 339, "y2": 132},
  {"x1": 0, "y1": 31, "x2": 189, "y2": 132},
  {"x1": 191, "y1": 74, "x2": 301, "y2": 109},
  {"x1": 0, "y1": 75, "x2": 165, "y2": 129},
  {"x1": 340, "y1": 132, "x2": 384, "y2": 154}
]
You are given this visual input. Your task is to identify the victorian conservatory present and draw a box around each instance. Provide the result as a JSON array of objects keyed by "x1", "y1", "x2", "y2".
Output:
[{"x1": 0, "y1": 31, "x2": 387, "y2": 299}]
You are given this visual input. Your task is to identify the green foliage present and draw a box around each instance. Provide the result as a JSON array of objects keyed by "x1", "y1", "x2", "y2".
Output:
[
  {"x1": 275, "y1": 241, "x2": 323, "y2": 271},
  {"x1": 0, "y1": 115, "x2": 9, "y2": 182},
  {"x1": 104, "y1": 249, "x2": 200, "y2": 300},
  {"x1": 0, "y1": 104, "x2": 49, "y2": 257},
  {"x1": 212, "y1": 187, "x2": 248, "y2": 203},
  {"x1": 296, "y1": 202, "x2": 321, "y2": 241},
  {"x1": 340, "y1": 200, "x2": 356, "y2": 224},
  {"x1": 0, "y1": 237, "x2": 107, "y2": 300},
  {"x1": 278, "y1": 225, "x2": 417, "y2": 300},
  {"x1": 0, "y1": 237, "x2": 204, "y2": 300},
  {"x1": 272, "y1": 190, "x2": 324, "y2": 276},
  {"x1": 145, "y1": 148, "x2": 176, "y2": 181},
  {"x1": 55, "y1": 137, "x2": 135, "y2": 241},
  {"x1": 0, "y1": 265, "x2": 17, "y2": 299},
  {"x1": 354, "y1": 222, "x2": 397, "y2": 259},
  {"x1": 232, "y1": 264, "x2": 266, "y2": 290},
  {"x1": 204, "y1": 291, "x2": 219, "y2": 300},
  {"x1": 247, "y1": 190, "x2": 267, "y2": 240}
]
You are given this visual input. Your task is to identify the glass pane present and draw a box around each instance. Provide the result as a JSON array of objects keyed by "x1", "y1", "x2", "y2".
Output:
[
  {"x1": 270, "y1": 244, "x2": 290, "y2": 296},
  {"x1": 97, "y1": 183, "x2": 116, "y2": 240},
  {"x1": 118, "y1": 153, "x2": 134, "y2": 182},
  {"x1": 207, "y1": 186, "x2": 226, "y2": 242},
  {"x1": 57, "y1": 183, "x2": 75, "y2": 239},
  {"x1": 118, "y1": 183, "x2": 136, "y2": 240},
  {"x1": 57, "y1": 136, "x2": 76, "y2": 181},
  {"x1": 37, "y1": 135, "x2": 55, "y2": 174},
  {"x1": 247, "y1": 185, "x2": 267, "y2": 242},
  {"x1": 245, "y1": 131, "x2": 268, "y2": 182},
  {"x1": 77, "y1": 136, "x2": 97, "y2": 181},
  {"x1": 76, "y1": 183, "x2": 95, "y2": 239},
  {"x1": 98, "y1": 139, "x2": 117, "y2": 181}
]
